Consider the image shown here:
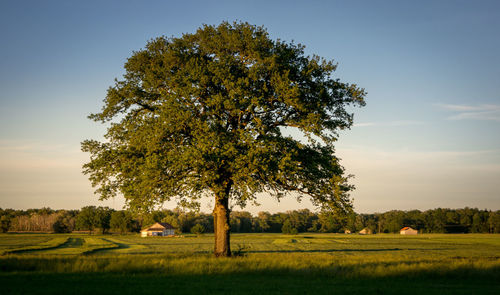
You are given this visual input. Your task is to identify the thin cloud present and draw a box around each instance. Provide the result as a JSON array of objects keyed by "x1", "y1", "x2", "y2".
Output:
[
  {"x1": 353, "y1": 122, "x2": 375, "y2": 127},
  {"x1": 339, "y1": 145, "x2": 500, "y2": 159},
  {"x1": 353, "y1": 120, "x2": 424, "y2": 127},
  {"x1": 436, "y1": 103, "x2": 500, "y2": 121}
]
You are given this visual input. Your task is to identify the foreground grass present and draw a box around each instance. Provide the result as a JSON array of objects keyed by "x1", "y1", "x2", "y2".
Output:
[
  {"x1": 1, "y1": 272, "x2": 497, "y2": 295},
  {"x1": 1, "y1": 253, "x2": 499, "y2": 294},
  {"x1": 1, "y1": 233, "x2": 499, "y2": 294},
  {"x1": 2, "y1": 252, "x2": 499, "y2": 277}
]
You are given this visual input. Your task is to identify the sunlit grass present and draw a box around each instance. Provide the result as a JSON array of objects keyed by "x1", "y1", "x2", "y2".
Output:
[
  {"x1": 1, "y1": 252, "x2": 498, "y2": 280},
  {"x1": 1, "y1": 233, "x2": 498, "y2": 275},
  {"x1": 1, "y1": 233, "x2": 499, "y2": 294},
  {"x1": 0, "y1": 236, "x2": 69, "y2": 255}
]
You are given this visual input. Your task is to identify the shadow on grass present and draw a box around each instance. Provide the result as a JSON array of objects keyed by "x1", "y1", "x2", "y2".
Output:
[
  {"x1": 0, "y1": 270, "x2": 499, "y2": 295},
  {"x1": 81, "y1": 239, "x2": 121, "y2": 255}
]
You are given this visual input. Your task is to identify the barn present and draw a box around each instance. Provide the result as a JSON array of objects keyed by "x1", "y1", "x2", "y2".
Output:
[
  {"x1": 400, "y1": 227, "x2": 418, "y2": 235},
  {"x1": 141, "y1": 222, "x2": 175, "y2": 237}
]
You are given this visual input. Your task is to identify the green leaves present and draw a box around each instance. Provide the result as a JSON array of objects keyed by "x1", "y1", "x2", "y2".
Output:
[{"x1": 82, "y1": 21, "x2": 365, "y2": 213}]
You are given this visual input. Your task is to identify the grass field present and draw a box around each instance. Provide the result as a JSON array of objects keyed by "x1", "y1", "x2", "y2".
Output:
[{"x1": 1, "y1": 233, "x2": 499, "y2": 294}]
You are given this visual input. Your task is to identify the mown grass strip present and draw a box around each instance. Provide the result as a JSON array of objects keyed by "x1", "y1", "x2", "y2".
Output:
[
  {"x1": 2, "y1": 237, "x2": 120, "y2": 256},
  {"x1": 0, "y1": 237, "x2": 70, "y2": 255},
  {"x1": 81, "y1": 238, "x2": 120, "y2": 255},
  {"x1": 102, "y1": 237, "x2": 148, "y2": 254}
]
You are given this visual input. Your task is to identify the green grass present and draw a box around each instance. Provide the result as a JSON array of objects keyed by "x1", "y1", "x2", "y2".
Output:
[
  {"x1": 0, "y1": 233, "x2": 499, "y2": 294},
  {"x1": 0, "y1": 236, "x2": 69, "y2": 255}
]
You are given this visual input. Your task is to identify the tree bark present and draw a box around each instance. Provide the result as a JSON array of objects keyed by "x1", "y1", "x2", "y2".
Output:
[{"x1": 213, "y1": 195, "x2": 231, "y2": 257}]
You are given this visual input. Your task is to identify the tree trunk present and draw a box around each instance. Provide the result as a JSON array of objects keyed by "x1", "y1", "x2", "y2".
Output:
[{"x1": 213, "y1": 196, "x2": 231, "y2": 257}]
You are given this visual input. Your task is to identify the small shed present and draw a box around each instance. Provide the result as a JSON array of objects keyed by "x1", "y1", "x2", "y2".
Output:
[
  {"x1": 400, "y1": 227, "x2": 418, "y2": 235},
  {"x1": 141, "y1": 222, "x2": 175, "y2": 237},
  {"x1": 359, "y1": 228, "x2": 372, "y2": 235}
]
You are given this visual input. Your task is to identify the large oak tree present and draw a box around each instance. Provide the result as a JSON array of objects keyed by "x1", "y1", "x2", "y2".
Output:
[{"x1": 82, "y1": 22, "x2": 365, "y2": 256}]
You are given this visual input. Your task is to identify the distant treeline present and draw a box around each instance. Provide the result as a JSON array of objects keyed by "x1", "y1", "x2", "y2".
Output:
[{"x1": 1, "y1": 207, "x2": 499, "y2": 234}]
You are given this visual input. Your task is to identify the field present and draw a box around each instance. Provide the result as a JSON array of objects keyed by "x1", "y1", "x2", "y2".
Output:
[{"x1": 1, "y1": 233, "x2": 499, "y2": 294}]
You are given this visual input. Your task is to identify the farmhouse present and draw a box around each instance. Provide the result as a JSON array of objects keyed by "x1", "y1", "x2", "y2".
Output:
[
  {"x1": 400, "y1": 227, "x2": 418, "y2": 235},
  {"x1": 141, "y1": 222, "x2": 175, "y2": 237}
]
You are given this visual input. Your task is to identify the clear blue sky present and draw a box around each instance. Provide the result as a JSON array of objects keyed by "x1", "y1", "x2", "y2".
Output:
[{"x1": 1, "y1": 0, "x2": 499, "y2": 213}]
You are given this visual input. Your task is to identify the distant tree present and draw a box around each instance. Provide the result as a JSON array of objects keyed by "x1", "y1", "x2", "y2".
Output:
[
  {"x1": 96, "y1": 207, "x2": 113, "y2": 234},
  {"x1": 9, "y1": 212, "x2": 60, "y2": 232},
  {"x1": 230, "y1": 211, "x2": 253, "y2": 233},
  {"x1": 255, "y1": 211, "x2": 271, "y2": 232},
  {"x1": 458, "y1": 207, "x2": 473, "y2": 229},
  {"x1": 281, "y1": 220, "x2": 298, "y2": 235},
  {"x1": 354, "y1": 214, "x2": 366, "y2": 232},
  {"x1": 287, "y1": 209, "x2": 316, "y2": 232},
  {"x1": 76, "y1": 206, "x2": 99, "y2": 234},
  {"x1": 427, "y1": 209, "x2": 447, "y2": 233},
  {"x1": 317, "y1": 210, "x2": 346, "y2": 232},
  {"x1": 344, "y1": 213, "x2": 357, "y2": 232},
  {"x1": 191, "y1": 223, "x2": 205, "y2": 236},
  {"x1": 308, "y1": 220, "x2": 321, "y2": 232},
  {"x1": 194, "y1": 213, "x2": 214, "y2": 233},
  {"x1": 110, "y1": 211, "x2": 134, "y2": 234},
  {"x1": 37, "y1": 207, "x2": 54, "y2": 216},
  {"x1": 82, "y1": 21, "x2": 365, "y2": 256},
  {"x1": 471, "y1": 211, "x2": 489, "y2": 233},
  {"x1": 364, "y1": 214, "x2": 378, "y2": 233},
  {"x1": 489, "y1": 211, "x2": 500, "y2": 233},
  {"x1": 446, "y1": 210, "x2": 460, "y2": 225},
  {"x1": 176, "y1": 210, "x2": 196, "y2": 233},
  {"x1": 0, "y1": 215, "x2": 11, "y2": 233},
  {"x1": 381, "y1": 210, "x2": 405, "y2": 233},
  {"x1": 141, "y1": 210, "x2": 167, "y2": 229},
  {"x1": 52, "y1": 212, "x2": 73, "y2": 233}
]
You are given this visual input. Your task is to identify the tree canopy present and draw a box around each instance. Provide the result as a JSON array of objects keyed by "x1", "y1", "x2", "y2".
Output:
[{"x1": 82, "y1": 21, "x2": 365, "y2": 256}]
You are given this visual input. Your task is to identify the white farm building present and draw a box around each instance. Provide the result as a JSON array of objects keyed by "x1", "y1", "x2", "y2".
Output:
[
  {"x1": 400, "y1": 227, "x2": 418, "y2": 235},
  {"x1": 141, "y1": 222, "x2": 175, "y2": 237}
]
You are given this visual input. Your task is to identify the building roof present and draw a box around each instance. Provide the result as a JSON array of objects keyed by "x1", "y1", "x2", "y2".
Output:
[
  {"x1": 145, "y1": 228, "x2": 166, "y2": 232},
  {"x1": 141, "y1": 222, "x2": 175, "y2": 232},
  {"x1": 401, "y1": 227, "x2": 414, "y2": 231}
]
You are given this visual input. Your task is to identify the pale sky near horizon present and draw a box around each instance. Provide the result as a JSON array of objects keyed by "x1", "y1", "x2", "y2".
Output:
[{"x1": 1, "y1": 0, "x2": 499, "y2": 214}]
